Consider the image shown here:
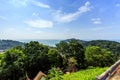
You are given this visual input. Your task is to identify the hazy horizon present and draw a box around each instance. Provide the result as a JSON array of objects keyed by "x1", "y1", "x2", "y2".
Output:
[
  {"x1": 1, "y1": 38, "x2": 120, "y2": 41},
  {"x1": 1, "y1": 38, "x2": 120, "y2": 47}
]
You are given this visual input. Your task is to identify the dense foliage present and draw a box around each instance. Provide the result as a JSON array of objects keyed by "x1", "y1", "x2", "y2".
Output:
[
  {"x1": 85, "y1": 46, "x2": 114, "y2": 67},
  {"x1": 48, "y1": 49, "x2": 63, "y2": 67},
  {"x1": 0, "y1": 39, "x2": 119, "y2": 79},
  {"x1": 56, "y1": 39, "x2": 86, "y2": 69},
  {"x1": 0, "y1": 40, "x2": 24, "y2": 50},
  {"x1": 65, "y1": 39, "x2": 120, "y2": 60},
  {"x1": 85, "y1": 40, "x2": 120, "y2": 60},
  {"x1": 0, "y1": 47, "x2": 25, "y2": 79},
  {"x1": 24, "y1": 41, "x2": 50, "y2": 79}
]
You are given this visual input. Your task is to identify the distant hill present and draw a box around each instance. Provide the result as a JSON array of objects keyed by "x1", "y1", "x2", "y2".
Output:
[
  {"x1": 64, "y1": 39, "x2": 120, "y2": 60},
  {"x1": 0, "y1": 40, "x2": 24, "y2": 50}
]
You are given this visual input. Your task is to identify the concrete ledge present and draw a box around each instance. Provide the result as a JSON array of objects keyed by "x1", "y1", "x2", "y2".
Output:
[{"x1": 96, "y1": 60, "x2": 120, "y2": 80}]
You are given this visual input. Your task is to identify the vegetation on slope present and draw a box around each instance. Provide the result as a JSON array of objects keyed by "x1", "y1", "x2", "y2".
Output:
[
  {"x1": 65, "y1": 39, "x2": 120, "y2": 60},
  {"x1": 85, "y1": 40, "x2": 120, "y2": 60},
  {"x1": 62, "y1": 67, "x2": 108, "y2": 80},
  {"x1": 0, "y1": 40, "x2": 24, "y2": 50},
  {"x1": 49, "y1": 67, "x2": 108, "y2": 80}
]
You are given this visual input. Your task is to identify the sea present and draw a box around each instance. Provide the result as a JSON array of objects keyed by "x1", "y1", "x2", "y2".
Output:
[
  {"x1": 19, "y1": 39, "x2": 120, "y2": 47},
  {"x1": 19, "y1": 39, "x2": 62, "y2": 47}
]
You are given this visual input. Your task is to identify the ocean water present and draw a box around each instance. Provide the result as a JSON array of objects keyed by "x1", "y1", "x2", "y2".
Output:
[
  {"x1": 113, "y1": 40, "x2": 120, "y2": 43},
  {"x1": 19, "y1": 39, "x2": 120, "y2": 47},
  {"x1": 19, "y1": 39, "x2": 62, "y2": 47}
]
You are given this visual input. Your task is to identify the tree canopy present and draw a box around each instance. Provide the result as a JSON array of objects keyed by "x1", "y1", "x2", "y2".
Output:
[
  {"x1": 24, "y1": 41, "x2": 50, "y2": 79},
  {"x1": 0, "y1": 47, "x2": 25, "y2": 80},
  {"x1": 85, "y1": 46, "x2": 114, "y2": 67},
  {"x1": 56, "y1": 39, "x2": 86, "y2": 69}
]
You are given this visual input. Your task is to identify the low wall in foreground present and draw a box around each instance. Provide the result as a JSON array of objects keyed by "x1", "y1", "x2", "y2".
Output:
[{"x1": 96, "y1": 60, "x2": 120, "y2": 80}]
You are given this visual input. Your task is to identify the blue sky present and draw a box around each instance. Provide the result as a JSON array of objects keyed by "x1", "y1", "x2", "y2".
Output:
[{"x1": 0, "y1": 0, "x2": 120, "y2": 40}]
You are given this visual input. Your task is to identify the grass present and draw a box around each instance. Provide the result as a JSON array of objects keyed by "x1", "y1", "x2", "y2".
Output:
[{"x1": 62, "y1": 67, "x2": 108, "y2": 80}]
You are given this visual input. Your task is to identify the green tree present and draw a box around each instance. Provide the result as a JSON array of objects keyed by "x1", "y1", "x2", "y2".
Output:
[
  {"x1": 24, "y1": 41, "x2": 50, "y2": 79},
  {"x1": 0, "y1": 47, "x2": 25, "y2": 80},
  {"x1": 48, "y1": 49, "x2": 63, "y2": 67},
  {"x1": 68, "y1": 40, "x2": 86, "y2": 68},
  {"x1": 56, "y1": 39, "x2": 86, "y2": 69},
  {"x1": 85, "y1": 46, "x2": 114, "y2": 67},
  {"x1": 83, "y1": 40, "x2": 120, "y2": 61}
]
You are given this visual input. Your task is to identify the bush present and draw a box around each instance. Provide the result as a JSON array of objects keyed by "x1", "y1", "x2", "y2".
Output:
[{"x1": 48, "y1": 67, "x2": 63, "y2": 80}]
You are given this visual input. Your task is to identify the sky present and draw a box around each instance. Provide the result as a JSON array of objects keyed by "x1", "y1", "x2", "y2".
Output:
[{"x1": 0, "y1": 0, "x2": 120, "y2": 40}]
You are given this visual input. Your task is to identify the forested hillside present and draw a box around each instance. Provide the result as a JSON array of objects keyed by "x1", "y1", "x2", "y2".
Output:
[
  {"x1": 65, "y1": 39, "x2": 120, "y2": 60},
  {"x1": 0, "y1": 40, "x2": 24, "y2": 50},
  {"x1": 85, "y1": 40, "x2": 120, "y2": 58},
  {"x1": 0, "y1": 39, "x2": 119, "y2": 79}
]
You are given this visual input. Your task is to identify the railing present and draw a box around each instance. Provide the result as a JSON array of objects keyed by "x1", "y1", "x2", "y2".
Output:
[{"x1": 96, "y1": 59, "x2": 120, "y2": 80}]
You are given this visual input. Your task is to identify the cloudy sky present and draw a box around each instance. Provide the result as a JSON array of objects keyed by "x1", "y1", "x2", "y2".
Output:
[{"x1": 0, "y1": 0, "x2": 120, "y2": 40}]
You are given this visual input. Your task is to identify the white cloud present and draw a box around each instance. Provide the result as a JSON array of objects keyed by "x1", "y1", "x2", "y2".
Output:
[
  {"x1": 78, "y1": 1, "x2": 91, "y2": 13},
  {"x1": 91, "y1": 18, "x2": 102, "y2": 24},
  {"x1": 9, "y1": 0, "x2": 29, "y2": 6},
  {"x1": 32, "y1": 0, "x2": 50, "y2": 8},
  {"x1": 116, "y1": 4, "x2": 120, "y2": 7},
  {"x1": 24, "y1": 19, "x2": 53, "y2": 28},
  {"x1": 0, "y1": 16, "x2": 7, "y2": 20},
  {"x1": 9, "y1": 0, "x2": 50, "y2": 8},
  {"x1": 54, "y1": 1, "x2": 92, "y2": 23}
]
